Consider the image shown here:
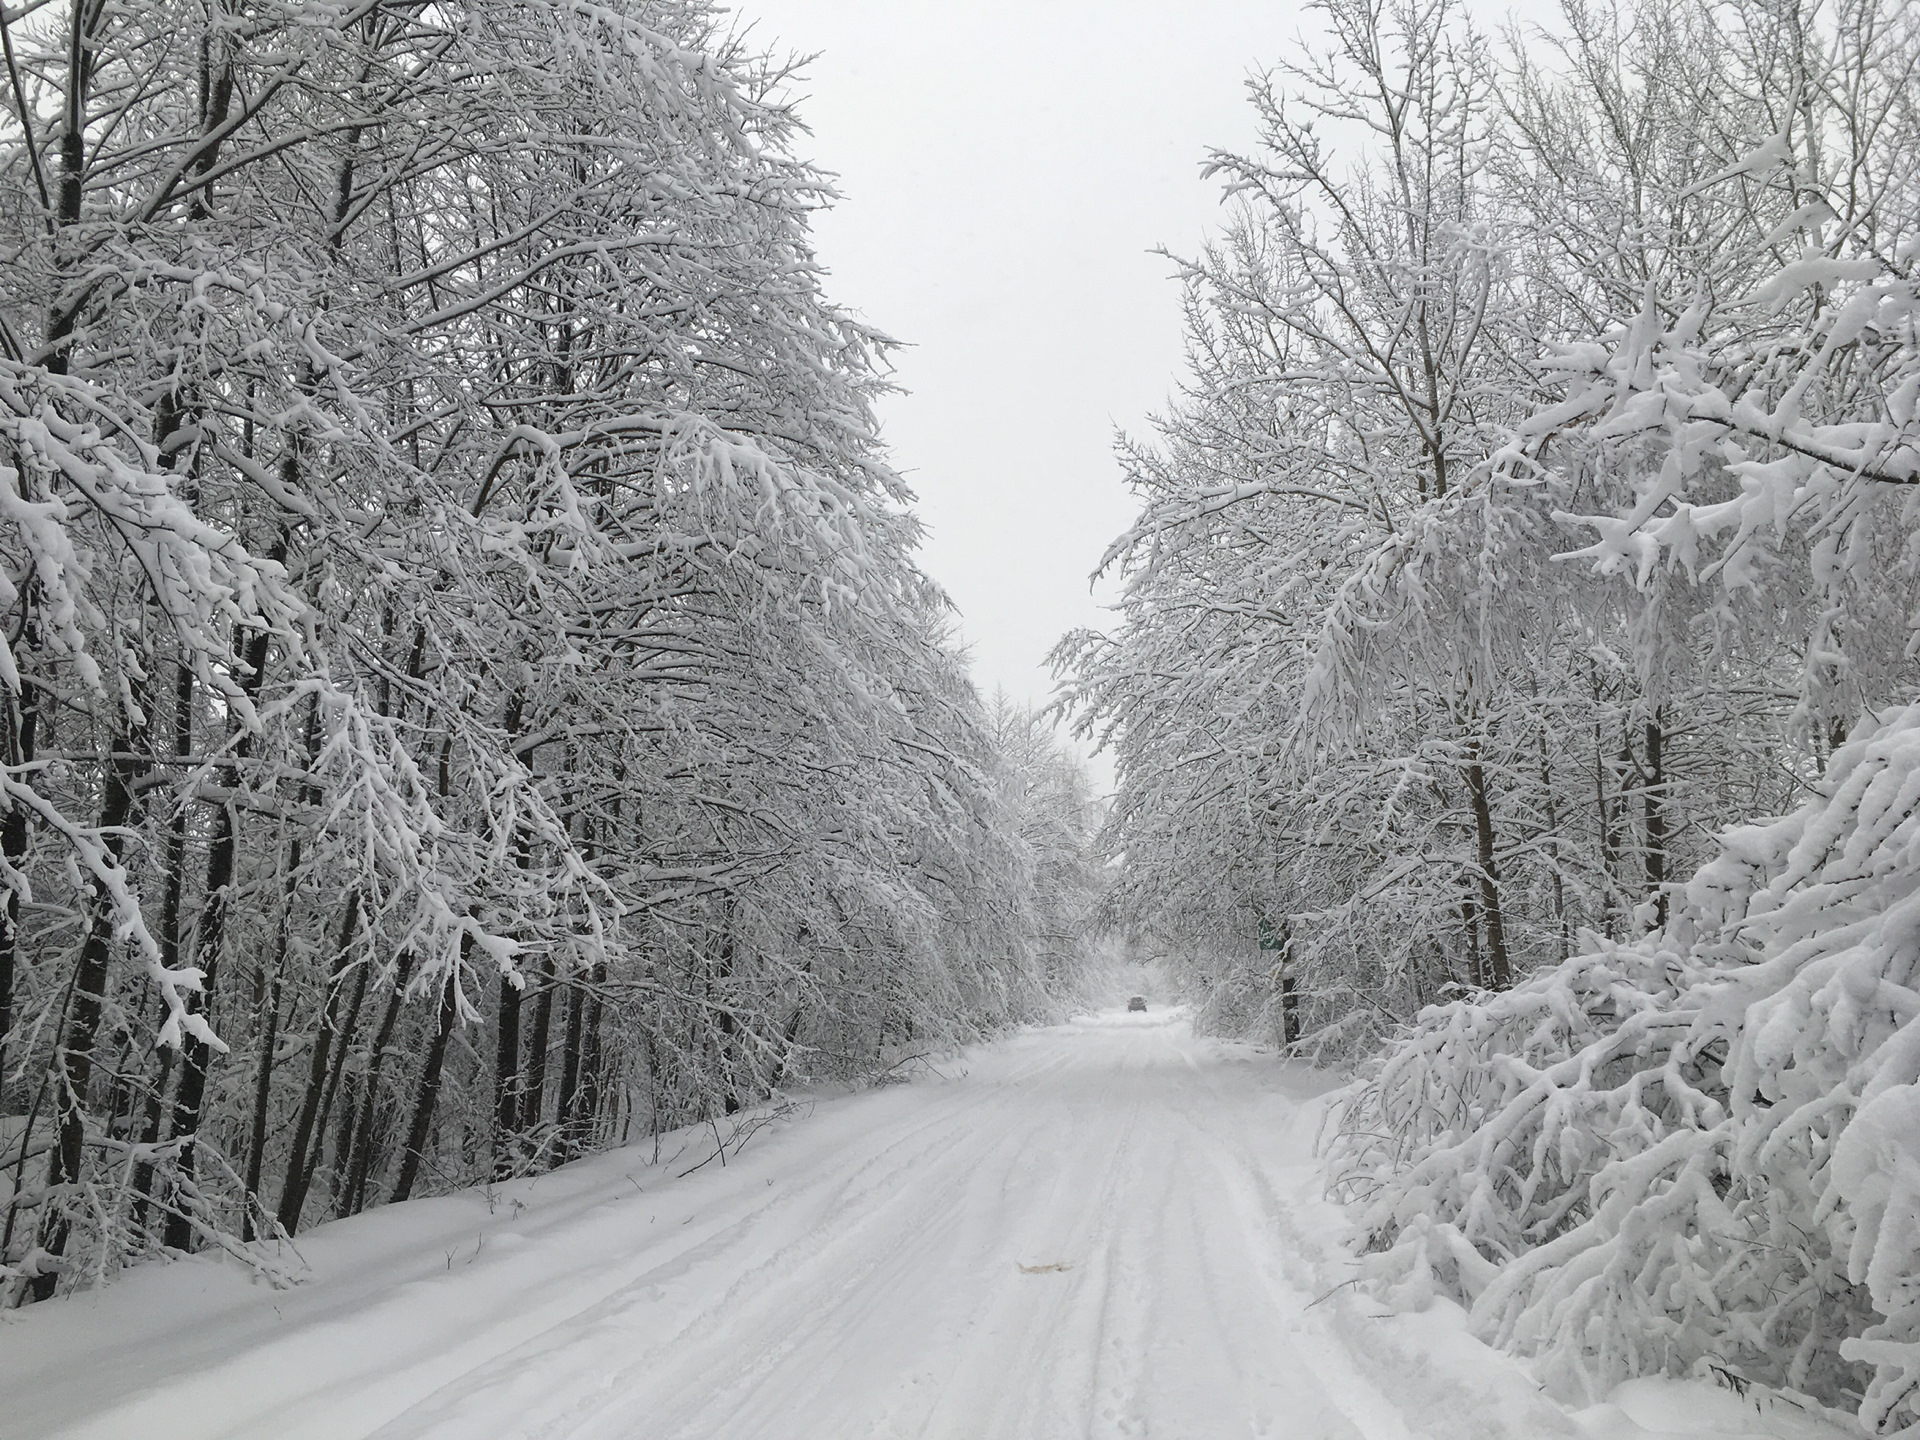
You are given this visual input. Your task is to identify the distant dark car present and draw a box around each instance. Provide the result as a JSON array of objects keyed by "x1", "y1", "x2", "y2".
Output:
[{"x1": 1127, "y1": 996, "x2": 1148, "y2": 1012}]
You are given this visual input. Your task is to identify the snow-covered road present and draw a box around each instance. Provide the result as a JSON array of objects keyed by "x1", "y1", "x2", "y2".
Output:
[{"x1": 3, "y1": 1012, "x2": 1607, "y2": 1440}]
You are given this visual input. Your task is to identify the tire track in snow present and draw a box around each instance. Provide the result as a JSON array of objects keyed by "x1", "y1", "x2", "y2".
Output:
[
  {"x1": 12, "y1": 1013, "x2": 1577, "y2": 1440},
  {"x1": 373, "y1": 1075, "x2": 1051, "y2": 1439},
  {"x1": 383, "y1": 1015, "x2": 1384, "y2": 1440}
]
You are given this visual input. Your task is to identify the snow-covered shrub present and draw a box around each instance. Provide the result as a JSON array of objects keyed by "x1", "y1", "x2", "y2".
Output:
[{"x1": 1332, "y1": 702, "x2": 1920, "y2": 1433}]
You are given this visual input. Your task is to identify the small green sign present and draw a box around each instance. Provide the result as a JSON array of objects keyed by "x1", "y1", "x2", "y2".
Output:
[{"x1": 1258, "y1": 919, "x2": 1284, "y2": 952}]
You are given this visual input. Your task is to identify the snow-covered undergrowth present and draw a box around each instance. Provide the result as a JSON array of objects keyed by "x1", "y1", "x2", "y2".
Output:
[{"x1": 1331, "y1": 703, "x2": 1920, "y2": 1436}]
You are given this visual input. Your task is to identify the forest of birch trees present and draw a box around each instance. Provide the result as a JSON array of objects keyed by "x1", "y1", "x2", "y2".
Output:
[
  {"x1": 0, "y1": 0, "x2": 1100, "y2": 1305},
  {"x1": 1061, "y1": 0, "x2": 1920, "y2": 1428}
]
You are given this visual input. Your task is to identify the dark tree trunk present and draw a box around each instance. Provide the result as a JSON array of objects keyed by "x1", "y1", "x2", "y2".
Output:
[
  {"x1": 31, "y1": 738, "x2": 140, "y2": 1298},
  {"x1": 0, "y1": 684, "x2": 38, "y2": 1121},
  {"x1": 41, "y1": 0, "x2": 99, "y2": 376},
  {"x1": 100, "y1": 989, "x2": 146, "y2": 1148},
  {"x1": 243, "y1": 697, "x2": 323, "y2": 1239},
  {"x1": 765, "y1": 1000, "x2": 808, "y2": 1094},
  {"x1": 552, "y1": 980, "x2": 586, "y2": 1165},
  {"x1": 712, "y1": 908, "x2": 741, "y2": 1116},
  {"x1": 129, "y1": 1044, "x2": 175, "y2": 1239},
  {"x1": 522, "y1": 957, "x2": 557, "y2": 1160},
  {"x1": 1536, "y1": 720, "x2": 1569, "y2": 962},
  {"x1": 490, "y1": 686, "x2": 530, "y2": 1179},
  {"x1": 391, "y1": 947, "x2": 465, "y2": 1206},
  {"x1": 1464, "y1": 753, "x2": 1512, "y2": 990},
  {"x1": 132, "y1": 660, "x2": 194, "y2": 1228},
  {"x1": 1643, "y1": 711, "x2": 1668, "y2": 930},
  {"x1": 162, "y1": 611, "x2": 275, "y2": 1253},
  {"x1": 240, "y1": 917, "x2": 291, "y2": 1242},
  {"x1": 275, "y1": 891, "x2": 362, "y2": 1235},
  {"x1": 1596, "y1": 722, "x2": 1620, "y2": 941},
  {"x1": 123, "y1": 18, "x2": 236, "y2": 1209},
  {"x1": 161, "y1": 819, "x2": 232, "y2": 1251},
  {"x1": 1276, "y1": 917, "x2": 1300, "y2": 1046},
  {"x1": 1461, "y1": 881, "x2": 1481, "y2": 989},
  {"x1": 298, "y1": 953, "x2": 369, "y2": 1220},
  {"x1": 716, "y1": 1005, "x2": 741, "y2": 1117},
  {"x1": 570, "y1": 968, "x2": 606, "y2": 1151},
  {"x1": 338, "y1": 950, "x2": 416, "y2": 1218},
  {"x1": 325, "y1": 1041, "x2": 361, "y2": 1214},
  {"x1": 492, "y1": 971, "x2": 523, "y2": 1180}
]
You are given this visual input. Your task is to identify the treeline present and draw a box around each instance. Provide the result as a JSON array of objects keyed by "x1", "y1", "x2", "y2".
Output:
[
  {"x1": 1059, "y1": 0, "x2": 1918, "y2": 1050},
  {"x1": 0, "y1": 0, "x2": 1100, "y2": 1304},
  {"x1": 1061, "y1": 0, "x2": 1920, "y2": 1425}
]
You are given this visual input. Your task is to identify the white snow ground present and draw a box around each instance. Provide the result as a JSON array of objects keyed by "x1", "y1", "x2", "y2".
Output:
[{"x1": 0, "y1": 1010, "x2": 1863, "y2": 1440}]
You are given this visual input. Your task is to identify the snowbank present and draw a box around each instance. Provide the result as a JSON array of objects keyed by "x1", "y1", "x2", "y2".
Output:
[{"x1": 1332, "y1": 704, "x2": 1920, "y2": 1436}]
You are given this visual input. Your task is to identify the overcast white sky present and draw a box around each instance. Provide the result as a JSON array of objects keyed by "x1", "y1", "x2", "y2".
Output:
[
  {"x1": 742, "y1": 2, "x2": 1282, "y2": 721},
  {"x1": 740, "y1": 1, "x2": 1550, "y2": 764}
]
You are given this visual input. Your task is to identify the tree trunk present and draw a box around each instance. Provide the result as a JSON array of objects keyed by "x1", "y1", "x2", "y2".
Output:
[
  {"x1": 391, "y1": 946, "x2": 465, "y2": 1206},
  {"x1": 275, "y1": 890, "x2": 363, "y2": 1235},
  {"x1": 522, "y1": 957, "x2": 557, "y2": 1162},
  {"x1": 569, "y1": 967, "x2": 606, "y2": 1151},
  {"x1": 338, "y1": 950, "x2": 416, "y2": 1218},
  {"x1": 42, "y1": 0, "x2": 99, "y2": 375},
  {"x1": 1464, "y1": 750, "x2": 1511, "y2": 990},
  {"x1": 325, "y1": 1071, "x2": 358, "y2": 1215},
  {"x1": 1276, "y1": 917, "x2": 1300, "y2": 1046},
  {"x1": 765, "y1": 1000, "x2": 808, "y2": 1094},
  {"x1": 0, "y1": 683, "x2": 39, "y2": 1123},
  {"x1": 490, "y1": 686, "x2": 530, "y2": 1179},
  {"x1": 552, "y1": 980, "x2": 586, "y2": 1165},
  {"x1": 132, "y1": 660, "x2": 195, "y2": 1229},
  {"x1": 1595, "y1": 721, "x2": 1619, "y2": 941},
  {"x1": 1461, "y1": 881, "x2": 1481, "y2": 988},
  {"x1": 298, "y1": 953, "x2": 369, "y2": 1220},
  {"x1": 1536, "y1": 720, "x2": 1568, "y2": 962},
  {"x1": 712, "y1": 905, "x2": 741, "y2": 1116},
  {"x1": 240, "y1": 915, "x2": 291, "y2": 1242},
  {"x1": 124, "y1": 13, "x2": 238, "y2": 1216},
  {"x1": 31, "y1": 738, "x2": 140, "y2": 1298},
  {"x1": 243, "y1": 696, "x2": 324, "y2": 1239},
  {"x1": 1643, "y1": 711, "x2": 1668, "y2": 930},
  {"x1": 492, "y1": 971, "x2": 523, "y2": 1181},
  {"x1": 162, "y1": 612, "x2": 275, "y2": 1253}
]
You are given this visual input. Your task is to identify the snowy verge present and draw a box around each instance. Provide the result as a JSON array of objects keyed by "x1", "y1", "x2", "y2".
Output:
[
  {"x1": 0, "y1": 1094, "x2": 834, "y2": 1440},
  {"x1": 1324, "y1": 707, "x2": 1920, "y2": 1439},
  {"x1": 1285, "y1": 1088, "x2": 1862, "y2": 1440}
]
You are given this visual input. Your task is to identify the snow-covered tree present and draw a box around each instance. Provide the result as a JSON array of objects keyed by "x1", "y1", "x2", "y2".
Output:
[
  {"x1": 1059, "y1": 0, "x2": 1913, "y2": 1058},
  {"x1": 1324, "y1": 0, "x2": 1920, "y2": 1429},
  {"x1": 0, "y1": 0, "x2": 1098, "y2": 1305}
]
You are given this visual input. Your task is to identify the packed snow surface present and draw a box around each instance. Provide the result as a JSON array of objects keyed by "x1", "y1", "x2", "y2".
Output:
[{"x1": 0, "y1": 1010, "x2": 1856, "y2": 1439}]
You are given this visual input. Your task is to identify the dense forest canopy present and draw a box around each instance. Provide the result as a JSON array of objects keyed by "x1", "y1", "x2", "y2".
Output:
[
  {"x1": 1063, "y1": 0, "x2": 1918, "y2": 1047},
  {"x1": 0, "y1": 0, "x2": 1102, "y2": 1305},
  {"x1": 1059, "y1": 0, "x2": 1920, "y2": 1429}
]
